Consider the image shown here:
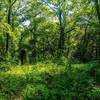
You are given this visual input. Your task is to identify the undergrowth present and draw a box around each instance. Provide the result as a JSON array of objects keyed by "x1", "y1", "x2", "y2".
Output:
[{"x1": 0, "y1": 63, "x2": 100, "y2": 100}]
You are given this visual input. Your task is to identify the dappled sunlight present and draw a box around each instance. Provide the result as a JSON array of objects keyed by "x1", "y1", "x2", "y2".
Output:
[
  {"x1": 72, "y1": 63, "x2": 91, "y2": 71},
  {"x1": 0, "y1": 0, "x2": 100, "y2": 99},
  {"x1": 1, "y1": 63, "x2": 65, "y2": 77},
  {"x1": 33, "y1": 63, "x2": 65, "y2": 75},
  {"x1": 6, "y1": 65, "x2": 33, "y2": 76}
]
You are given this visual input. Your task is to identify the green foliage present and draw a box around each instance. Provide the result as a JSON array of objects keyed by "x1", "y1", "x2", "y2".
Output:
[
  {"x1": 22, "y1": 84, "x2": 49, "y2": 100},
  {"x1": 0, "y1": 0, "x2": 100, "y2": 100},
  {"x1": 0, "y1": 73, "x2": 25, "y2": 100},
  {"x1": 0, "y1": 63, "x2": 100, "y2": 100}
]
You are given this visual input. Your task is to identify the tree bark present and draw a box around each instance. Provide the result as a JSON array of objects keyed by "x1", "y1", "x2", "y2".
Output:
[
  {"x1": 57, "y1": 8, "x2": 65, "y2": 56},
  {"x1": 58, "y1": 28, "x2": 65, "y2": 50},
  {"x1": 95, "y1": 0, "x2": 100, "y2": 25},
  {"x1": 5, "y1": 0, "x2": 17, "y2": 53},
  {"x1": 95, "y1": 0, "x2": 100, "y2": 59},
  {"x1": 5, "y1": 6, "x2": 11, "y2": 53}
]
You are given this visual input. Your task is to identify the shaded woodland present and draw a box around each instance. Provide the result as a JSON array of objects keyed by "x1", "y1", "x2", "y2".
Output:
[{"x1": 0, "y1": 0, "x2": 100, "y2": 100}]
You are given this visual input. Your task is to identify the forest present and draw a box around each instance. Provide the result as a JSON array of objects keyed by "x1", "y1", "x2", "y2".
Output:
[{"x1": 0, "y1": 0, "x2": 100, "y2": 100}]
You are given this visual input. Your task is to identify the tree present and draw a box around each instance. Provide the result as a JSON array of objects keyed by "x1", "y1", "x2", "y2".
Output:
[
  {"x1": 5, "y1": 0, "x2": 17, "y2": 53},
  {"x1": 42, "y1": 0, "x2": 75, "y2": 57}
]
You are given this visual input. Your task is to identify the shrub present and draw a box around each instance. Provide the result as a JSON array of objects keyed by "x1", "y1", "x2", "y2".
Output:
[{"x1": 22, "y1": 84, "x2": 49, "y2": 100}]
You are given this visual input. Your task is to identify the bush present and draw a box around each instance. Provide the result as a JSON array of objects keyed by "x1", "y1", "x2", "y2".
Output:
[
  {"x1": 0, "y1": 93, "x2": 7, "y2": 100},
  {"x1": 88, "y1": 63, "x2": 100, "y2": 84},
  {"x1": 22, "y1": 84, "x2": 49, "y2": 100},
  {"x1": 91, "y1": 87, "x2": 100, "y2": 100},
  {"x1": 0, "y1": 62, "x2": 10, "y2": 72},
  {"x1": 0, "y1": 63, "x2": 100, "y2": 100},
  {"x1": 0, "y1": 74, "x2": 25, "y2": 99}
]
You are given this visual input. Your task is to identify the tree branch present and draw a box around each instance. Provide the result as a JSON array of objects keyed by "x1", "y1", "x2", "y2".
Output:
[
  {"x1": 42, "y1": 0, "x2": 56, "y2": 12},
  {"x1": 11, "y1": 0, "x2": 17, "y2": 7},
  {"x1": 65, "y1": 28, "x2": 75, "y2": 34}
]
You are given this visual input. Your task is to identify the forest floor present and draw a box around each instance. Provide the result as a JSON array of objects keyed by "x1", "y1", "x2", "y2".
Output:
[{"x1": 0, "y1": 63, "x2": 100, "y2": 100}]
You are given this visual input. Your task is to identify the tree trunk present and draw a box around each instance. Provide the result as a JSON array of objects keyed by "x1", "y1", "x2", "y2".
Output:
[
  {"x1": 5, "y1": 0, "x2": 17, "y2": 53},
  {"x1": 95, "y1": 0, "x2": 100, "y2": 25},
  {"x1": 95, "y1": 0, "x2": 100, "y2": 59},
  {"x1": 58, "y1": 28, "x2": 65, "y2": 50},
  {"x1": 57, "y1": 9, "x2": 65, "y2": 56},
  {"x1": 5, "y1": 6, "x2": 11, "y2": 53}
]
